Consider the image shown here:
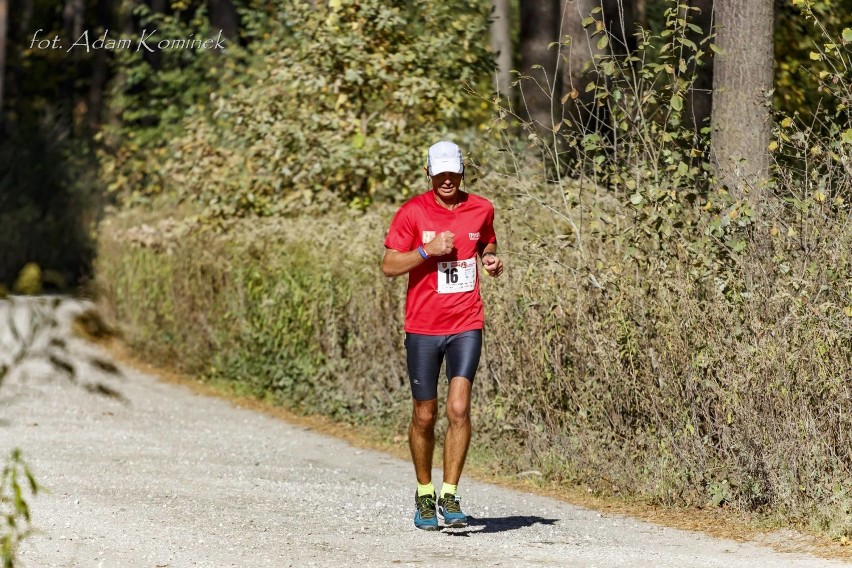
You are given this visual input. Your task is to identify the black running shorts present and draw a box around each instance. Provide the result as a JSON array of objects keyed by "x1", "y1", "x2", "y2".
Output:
[{"x1": 404, "y1": 330, "x2": 483, "y2": 401}]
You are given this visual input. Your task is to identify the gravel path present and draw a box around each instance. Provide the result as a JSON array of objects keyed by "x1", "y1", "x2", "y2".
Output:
[{"x1": 0, "y1": 297, "x2": 848, "y2": 568}]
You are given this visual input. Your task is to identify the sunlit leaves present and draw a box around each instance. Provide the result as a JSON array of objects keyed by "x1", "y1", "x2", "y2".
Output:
[{"x1": 104, "y1": 0, "x2": 493, "y2": 216}]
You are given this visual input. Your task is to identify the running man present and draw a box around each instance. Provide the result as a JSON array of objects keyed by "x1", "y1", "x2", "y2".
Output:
[{"x1": 382, "y1": 140, "x2": 504, "y2": 530}]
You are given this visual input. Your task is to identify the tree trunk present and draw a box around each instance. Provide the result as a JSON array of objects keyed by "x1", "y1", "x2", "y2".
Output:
[
  {"x1": 208, "y1": 0, "x2": 239, "y2": 40},
  {"x1": 63, "y1": 0, "x2": 85, "y2": 133},
  {"x1": 490, "y1": 0, "x2": 513, "y2": 100},
  {"x1": 711, "y1": 0, "x2": 773, "y2": 198},
  {"x1": 600, "y1": 0, "x2": 636, "y2": 55},
  {"x1": 0, "y1": 0, "x2": 7, "y2": 134},
  {"x1": 3, "y1": 0, "x2": 34, "y2": 129},
  {"x1": 87, "y1": 0, "x2": 113, "y2": 130},
  {"x1": 634, "y1": 0, "x2": 647, "y2": 29},
  {"x1": 560, "y1": 0, "x2": 631, "y2": 133},
  {"x1": 520, "y1": 0, "x2": 561, "y2": 135},
  {"x1": 145, "y1": 0, "x2": 166, "y2": 71},
  {"x1": 560, "y1": 0, "x2": 600, "y2": 130},
  {"x1": 685, "y1": 0, "x2": 714, "y2": 137}
]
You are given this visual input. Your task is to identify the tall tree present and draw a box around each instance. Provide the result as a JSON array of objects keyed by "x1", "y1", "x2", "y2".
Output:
[
  {"x1": 0, "y1": 0, "x2": 7, "y2": 134},
  {"x1": 490, "y1": 0, "x2": 513, "y2": 99},
  {"x1": 684, "y1": 0, "x2": 714, "y2": 137},
  {"x1": 62, "y1": 0, "x2": 85, "y2": 132},
  {"x1": 520, "y1": 0, "x2": 561, "y2": 135},
  {"x1": 208, "y1": 0, "x2": 239, "y2": 39},
  {"x1": 87, "y1": 0, "x2": 113, "y2": 130},
  {"x1": 634, "y1": 0, "x2": 646, "y2": 28},
  {"x1": 600, "y1": 0, "x2": 636, "y2": 54},
  {"x1": 710, "y1": 0, "x2": 773, "y2": 197},
  {"x1": 146, "y1": 0, "x2": 166, "y2": 71},
  {"x1": 560, "y1": 0, "x2": 634, "y2": 133},
  {"x1": 560, "y1": 0, "x2": 600, "y2": 132}
]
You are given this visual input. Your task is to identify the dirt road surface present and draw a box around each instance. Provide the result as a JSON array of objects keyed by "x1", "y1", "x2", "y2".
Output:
[{"x1": 1, "y1": 297, "x2": 848, "y2": 568}]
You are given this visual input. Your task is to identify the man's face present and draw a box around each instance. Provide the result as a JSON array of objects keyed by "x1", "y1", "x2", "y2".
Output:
[{"x1": 430, "y1": 171, "x2": 464, "y2": 199}]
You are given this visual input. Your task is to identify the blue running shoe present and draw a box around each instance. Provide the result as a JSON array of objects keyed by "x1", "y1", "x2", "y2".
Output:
[
  {"x1": 414, "y1": 492, "x2": 439, "y2": 531},
  {"x1": 438, "y1": 493, "x2": 468, "y2": 528}
]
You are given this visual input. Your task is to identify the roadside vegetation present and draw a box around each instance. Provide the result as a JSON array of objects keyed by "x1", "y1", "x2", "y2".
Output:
[
  {"x1": 0, "y1": 300, "x2": 60, "y2": 567},
  {"x1": 2, "y1": 0, "x2": 851, "y2": 547},
  {"x1": 94, "y1": 0, "x2": 852, "y2": 539},
  {"x1": 0, "y1": 448, "x2": 38, "y2": 568}
]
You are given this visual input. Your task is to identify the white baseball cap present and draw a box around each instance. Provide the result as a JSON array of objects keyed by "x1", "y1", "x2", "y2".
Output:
[{"x1": 427, "y1": 141, "x2": 464, "y2": 176}]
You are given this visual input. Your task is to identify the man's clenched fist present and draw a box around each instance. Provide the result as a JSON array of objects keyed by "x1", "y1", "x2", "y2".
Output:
[
  {"x1": 425, "y1": 231, "x2": 454, "y2": 257},
  {"x1": 482, "y1": 253, "x2": 504, "y2": 277}
]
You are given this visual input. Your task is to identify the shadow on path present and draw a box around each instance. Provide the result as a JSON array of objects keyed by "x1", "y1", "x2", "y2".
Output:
[{"x1": 443, "y1": 515, "x2": 559, "y2": 537}]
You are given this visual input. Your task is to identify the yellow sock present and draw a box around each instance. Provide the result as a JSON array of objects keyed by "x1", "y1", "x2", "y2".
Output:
[
  {"x1": 440, "y1": 483, "x2": 457, "y2": 497},
  {"x1": 417, "y1": 482, "x2": 435, "y2": 497}
]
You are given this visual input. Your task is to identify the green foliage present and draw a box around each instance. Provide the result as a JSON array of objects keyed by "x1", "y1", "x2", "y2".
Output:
[
  {"x1": 564, "y1": 1, "x2": 713, "y2": 187},
  {"x1": 99, "y1": 2, "x2": 236, "y2": 205},
  {"x1": 490, "y1": 1, "x2": 722, "y2": 279},
  {"x1": 770, "y1": 8, "x2": 851, "y2": 207},
  {"x1": 775, "y1": 0, "x2": 852, "y2": 121},
  {"x1": 472, "y1": 0, "x2": 851, "y2": 532},
  {"x1": 0, "y1": 451, "x2": 39, "y2": 568},
  {"x1": 104, "y1": 3, "x2": 230, "y2": 146},
  {"x1": 102, "y1": 0, "x2": 494, "y2": 216}
]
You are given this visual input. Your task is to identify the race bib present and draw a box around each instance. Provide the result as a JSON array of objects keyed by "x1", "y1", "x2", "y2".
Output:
[{"x1": 437, "y1": 257, "x2": 477, "y2": 294}]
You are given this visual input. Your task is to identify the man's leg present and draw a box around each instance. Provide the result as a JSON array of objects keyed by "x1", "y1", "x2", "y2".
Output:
[
  {"x1": 436, "y1": 330, "x2": 479, "y2": 528},
  {"x1": 442, "y1": 376, "x2": 472, "y2": 485},
  {"x1": 405, "y1": 333, "x2": 443, "y2": 531},
  {"x1": 441, "y1": 329, "x2": 481, "y2": 487},
  {"x1": 409, "y1": 397, "x2": 438, "y2": 484},
  {"x1": 438, "y1": 375, "x2": 472, "y2": 528}
]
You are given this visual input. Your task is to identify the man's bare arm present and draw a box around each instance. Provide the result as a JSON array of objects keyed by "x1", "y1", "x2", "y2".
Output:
[
  {"x1": 382, "y1": 231, "x2": 455, "y2": 278},
  {"x1": 382, "y1": 249, "x2": 426, "y2": 278}
]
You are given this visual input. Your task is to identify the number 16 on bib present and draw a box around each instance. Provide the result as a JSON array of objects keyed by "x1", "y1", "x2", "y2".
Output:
[{"x1": 437, "y1": 258, "x2": 477, "y2": 294}]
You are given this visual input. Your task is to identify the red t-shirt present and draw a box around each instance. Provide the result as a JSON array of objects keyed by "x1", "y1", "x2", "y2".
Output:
[{"x1": 384, "y1": 190, "x2": 497, "y2": 335}]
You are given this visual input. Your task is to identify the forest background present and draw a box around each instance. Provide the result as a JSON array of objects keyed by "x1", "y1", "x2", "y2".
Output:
[{"x1": 1, "y1": 0, "x2": 852, "y2": 545}]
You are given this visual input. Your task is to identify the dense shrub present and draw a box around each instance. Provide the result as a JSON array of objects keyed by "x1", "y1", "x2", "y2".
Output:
[
  {"x1": 101, "y1": 0, "x2": 494, "y2": 217},
  {"x1": 96, "y1": 209, "x2": 411, "y2": 426}
]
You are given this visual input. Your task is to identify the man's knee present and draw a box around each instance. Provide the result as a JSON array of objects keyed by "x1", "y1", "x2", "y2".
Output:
[
  {"x1": 446, "y1": 396, "x2": 470, "y2": 426},
  {"x1": 411, "y1": 399, "x2": 438, "y2": 430}
]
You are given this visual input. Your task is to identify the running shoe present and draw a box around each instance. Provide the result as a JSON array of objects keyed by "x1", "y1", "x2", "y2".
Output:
[
  {"x1": 438, "y1": 493, "x2": 468, "y2": 528},
  {"x1": 414, "y1": 492, "x2": 439, "y2": 531}
]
